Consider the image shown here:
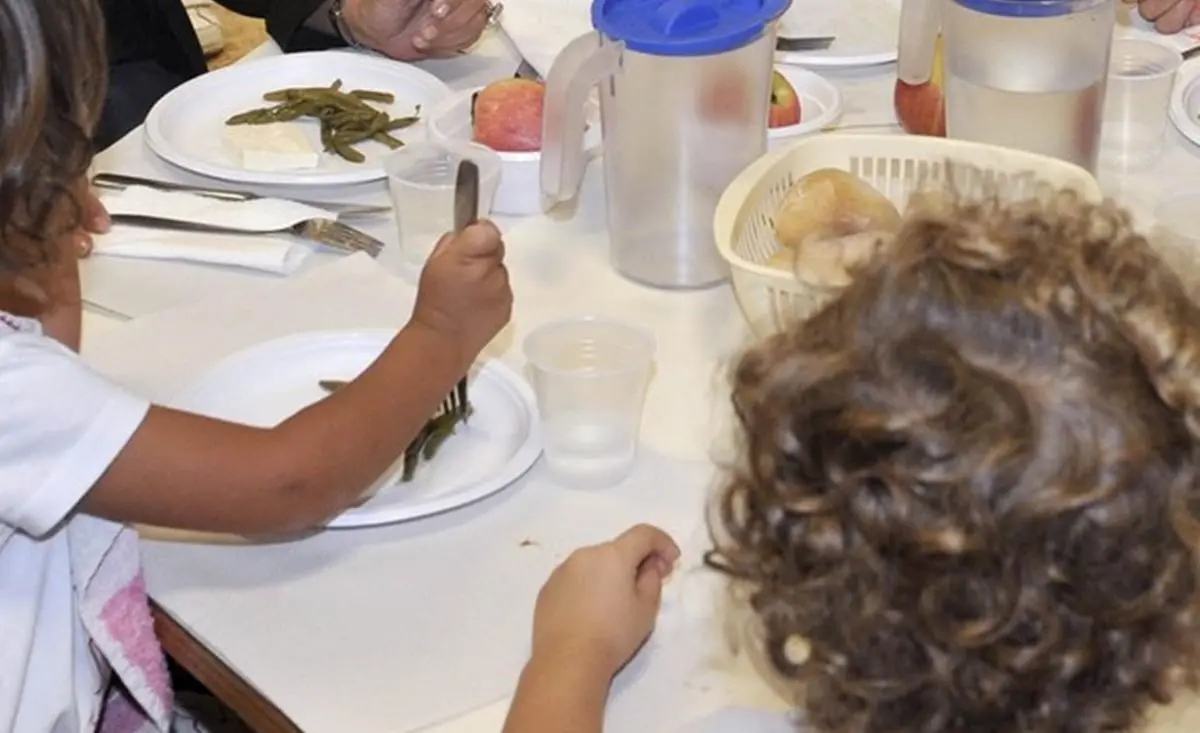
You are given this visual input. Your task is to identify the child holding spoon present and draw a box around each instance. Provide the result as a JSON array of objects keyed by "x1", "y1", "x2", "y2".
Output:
[
  {"x1": 0, "y1": 0, "x2": 511, "y2": 730},
  {"x1": 505, "y1": 190, "x2": 1200, "y2": 733}
]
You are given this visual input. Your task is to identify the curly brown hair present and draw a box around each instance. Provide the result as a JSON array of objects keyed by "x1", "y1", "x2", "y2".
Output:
[
  {"x1": 0, "y1": 0, "x2": 107, "y2": 273},
  {"x1": 710, "y1": 187, "x2": 1200, "y2": 733}
]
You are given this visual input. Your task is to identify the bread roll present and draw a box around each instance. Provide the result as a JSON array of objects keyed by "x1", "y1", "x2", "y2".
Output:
[
  {"x1": 766, "y1": 231, "x2": 890, "y2": 287},
  {"x1": 774, "y1": 168, "x2": 901, "y2": 251}
]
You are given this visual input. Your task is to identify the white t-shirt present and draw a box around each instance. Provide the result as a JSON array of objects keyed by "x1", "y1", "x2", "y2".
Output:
[{"x1": 0, "y1": 312, "x2": 150, "y2": 733}]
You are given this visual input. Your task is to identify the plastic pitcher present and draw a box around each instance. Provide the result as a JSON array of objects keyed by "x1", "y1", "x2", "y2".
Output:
[
  {"x1": 943, "y1": 0, "x2": 1116, "y2": 172},
  {"x1": 541, "y1": 0, "x2": 787, "y2": 289}
]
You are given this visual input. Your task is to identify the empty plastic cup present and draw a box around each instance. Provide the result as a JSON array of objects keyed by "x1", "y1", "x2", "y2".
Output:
[
  {"x1": 1100, "y1": 39, "x2": 1182, "y2": 170},
  {"x1": 381, "y1": 139, "x2": 501, "y2": 276},
  {"x1": 523, "y1": 317, "x2": 656, "y2": 488}
]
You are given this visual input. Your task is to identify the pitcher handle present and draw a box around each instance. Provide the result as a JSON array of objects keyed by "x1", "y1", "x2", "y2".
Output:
[{"x1": 541, "y1": 31, "x2": 623, "y2": 211}]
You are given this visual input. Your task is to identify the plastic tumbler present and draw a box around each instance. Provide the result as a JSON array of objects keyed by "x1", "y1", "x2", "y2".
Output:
[
  {"x1": 523, "y1": 317, "x2": 656, "y2": 488},
  {"x1": 381, "y1": 139, "x2": 501, "y2": 275},
  {"x1": 1153, "y1": 194, "x2": 1200, "y2": 292},
  {"x1": 1100, "y1": 39, "x2": 1181, "y2": 170}
]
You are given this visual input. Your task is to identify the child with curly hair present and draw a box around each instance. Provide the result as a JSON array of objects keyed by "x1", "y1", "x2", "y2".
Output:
[
  {"x1": 504, "y1": 188, "x2": 1200, "y2": 733},
  {"x1": 0, "y1": 0, "x2": 511, "y2": 730}
]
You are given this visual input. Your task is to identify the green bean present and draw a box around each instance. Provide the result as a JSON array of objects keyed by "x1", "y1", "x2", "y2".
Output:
[
  {"x1": 226, "y1": 80, "x2": 421, "y2": 163},
  {"x1": 351, "y1": 89, "x2": 396, "y2": 104},
  {"x1": 422, "y1": 420, "x2": 457, "y2": 461},
  {"x1": 330, "y1": 137, "x2": 366, "y2": 163},
  {"x1": 387, "y1": 116, "x2": 419, "y2": 131},
  {"x1": 372, "y1": 132, "x2": 404, "y2": 149}
]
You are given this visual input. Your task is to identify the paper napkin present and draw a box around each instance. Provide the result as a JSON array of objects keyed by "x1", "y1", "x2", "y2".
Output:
[{"x1": 93, "y1": 186, "x2": 338, "y2": 274}]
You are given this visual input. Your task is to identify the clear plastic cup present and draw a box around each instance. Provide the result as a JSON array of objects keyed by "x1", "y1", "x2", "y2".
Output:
[
  {"x1": 381, "y1": 139, "x2": 501, "y2": 276},
  {"x1": 1100, "y1": 39, "x2": 1182, "y2": 171},
  {"x1": 1153, "y1": 194, "x2": 1200, "y2": 292},
  {"x1": 523, "y1": 317, "x2": 656, "y2": 489}
]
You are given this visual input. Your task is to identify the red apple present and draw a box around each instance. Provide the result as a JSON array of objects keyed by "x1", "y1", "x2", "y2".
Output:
[
  {"x1": 894, "y1": 35, "x2": 945, "y2": 137},
  {"x1": 768, "y1": 70, "x2": 802, "y2": 128},
  {"x1": 472, "y1": 78, "x2": 545, "y2": 152}
]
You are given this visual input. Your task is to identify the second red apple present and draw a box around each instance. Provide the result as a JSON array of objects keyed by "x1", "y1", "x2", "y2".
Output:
[{"x1": 769, "y1": 70, "x2": 802, "y2": 128}]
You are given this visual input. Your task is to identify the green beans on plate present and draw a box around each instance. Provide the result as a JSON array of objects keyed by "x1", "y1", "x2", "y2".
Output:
[
  {"x1": 226, "y1": 79, "x2": 420, "y2": 164},
  {"x1": 318, "y1": 379, "x2": 471, "y2": 482}
]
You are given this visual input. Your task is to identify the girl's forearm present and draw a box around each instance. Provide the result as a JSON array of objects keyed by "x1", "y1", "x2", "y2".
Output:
[
  {"x1": 85, "y1": 321, "x2": 470, "y2": 535},
  {"x1": 502, "y1": 651, "x2": 611, "y2": 733},
  {"x1": 268, "y1": 321, "x2": 468, "y2": 521}
]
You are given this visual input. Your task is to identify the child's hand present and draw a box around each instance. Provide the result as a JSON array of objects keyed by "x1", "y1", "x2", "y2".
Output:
[
  {"x1": 531, "y1": 524, "x2": 681, "y2": 679},
  {"x1": 412, "y1": 220, "x2": 512, "y2": 365},
  {"x1": 75, "y1": 188, "x2": 111, "y2": 257}
]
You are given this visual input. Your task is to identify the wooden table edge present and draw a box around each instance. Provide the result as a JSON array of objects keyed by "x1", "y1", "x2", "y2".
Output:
[{"x1": 152, "y1": 601, "x2": 304, "y2": 733}]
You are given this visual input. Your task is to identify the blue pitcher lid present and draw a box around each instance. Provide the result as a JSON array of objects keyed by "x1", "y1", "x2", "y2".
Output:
[
  {"x1": 954, "y1": 0, "x2": 1106, "y2": 17},
  {"x1": 592, "y1": 0, "x2": 790, "y2": 57}
]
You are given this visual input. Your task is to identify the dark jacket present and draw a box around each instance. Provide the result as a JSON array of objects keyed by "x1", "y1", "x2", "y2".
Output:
[{"x1": 97, "y1": 0, "x2": 343, "y2": 149}]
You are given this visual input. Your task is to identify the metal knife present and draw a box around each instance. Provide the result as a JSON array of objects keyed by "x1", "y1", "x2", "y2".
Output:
[
  {"x1": 776, "y1": 35, "x2": 836, "y2": 52},
  {"x1": 454, "y1": 159, "x2": 480, "y2": 234},
  {"x1": 90, "y1": 173, "x2": 392, "y2": 218},
  {"x1": 514, "y1": 59, "x2": 544, "y2": 82}
]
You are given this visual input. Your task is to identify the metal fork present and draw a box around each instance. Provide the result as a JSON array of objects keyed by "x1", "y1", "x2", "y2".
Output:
[{"x1": 108, "y1": 213, "x2": 384, "y2": 258}]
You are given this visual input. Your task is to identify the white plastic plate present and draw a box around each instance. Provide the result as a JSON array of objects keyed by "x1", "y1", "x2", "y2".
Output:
[
  {"x1": 144, "y1": 51, "x2": 451, "y2": 186},
  {"x1": 169, "y1": 330, "x2": 542, "y2": 528}
]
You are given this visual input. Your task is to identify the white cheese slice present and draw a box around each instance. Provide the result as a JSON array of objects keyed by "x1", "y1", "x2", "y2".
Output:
[{"x1": 224, "y1": 123, "x2": 321, "y2": 172}]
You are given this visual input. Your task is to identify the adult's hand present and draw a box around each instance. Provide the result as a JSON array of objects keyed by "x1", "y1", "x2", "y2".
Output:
[
  {"x1": 343, "y1": 0, "x2": 493, "y2": 60},
  {"x1": 1129, "y1": 0, "x2": 1200, "y2": 34}
]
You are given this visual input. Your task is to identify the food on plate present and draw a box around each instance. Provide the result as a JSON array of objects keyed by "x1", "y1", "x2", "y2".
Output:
[
  {"x1": 319, "y1": 379, "x2": 471, "y2": 482},
  {"x1": 769, "y1": 70, "x2": 802, "y2": 128},
  {"x1": 769, "y1": 169, "x2": 901, "y2": 286},
  {"x1": 471, "y1": 78, "x2": 545, "y2": 152},
  {"x1": 224, "y1": 124, "x2": 320, "y2": 172},
  {"x1": 226, "y1": 80, "x2": 420, "y2": 164},
  {"x1": 773, "y1": 168, "x2": 901, "y2": 250},
  {"x1": 894, "y1": 34, "x2": 946, "y2": 137}
]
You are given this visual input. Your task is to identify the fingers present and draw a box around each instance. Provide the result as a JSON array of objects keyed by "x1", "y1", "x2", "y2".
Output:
[
  {"x1": 435, "y1": 0, "x2": 490, "y2": 49},
  {"x1": 454, "y1": 220, "x2": 506, "y2": 261},
  {"x1": 82, "y1": 190, "x2": 111, "y2": 234},
  {"x1": 415, "y1": 0, "x2": 489, "y2": 54},
  {"x1": 1156, "y1": 0, "x2": 1195, "y2": 30},
  {"x1": 612, "y1": 524, "x2": 681, "y2": 571},
  {"x1": 1138, "y1": 0, "x2": 1195, "y2": 29}
]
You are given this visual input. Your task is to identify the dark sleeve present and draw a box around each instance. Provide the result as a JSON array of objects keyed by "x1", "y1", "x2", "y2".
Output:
[{"x1": 217, "y1": 0, "x2": 347, "y2": 51}]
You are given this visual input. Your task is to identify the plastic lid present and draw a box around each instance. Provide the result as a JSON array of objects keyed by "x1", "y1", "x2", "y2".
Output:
[
  {"x1": 592, "y1": 0, "x2": 789, "y2": 56},
  {"x1": 954, "y1": 0, "x2": 1106, "y2": 17}
]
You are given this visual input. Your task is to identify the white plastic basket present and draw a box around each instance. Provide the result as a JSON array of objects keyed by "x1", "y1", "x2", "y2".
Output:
[{"x1": 713, "y1": 134, "x2": 1104, "y2": 336}]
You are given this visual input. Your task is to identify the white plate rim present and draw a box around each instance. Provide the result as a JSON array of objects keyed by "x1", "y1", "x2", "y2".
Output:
[
  {"x1": 143, "y1": 51, "x2": 452, "y2": 187},
  {"x1": 775, "y1": 0, "x2": 901, "y2": 68},
  {"x1": 167, "y1": 329, "x2": 543, "y2": 528},
  {"x1": 1169, "y1": 59, "x2": 1200, "y2": 148}
]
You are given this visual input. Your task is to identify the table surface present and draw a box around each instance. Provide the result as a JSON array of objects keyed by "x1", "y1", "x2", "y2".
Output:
[{"x1": 80, "y1": 22, "x2": 1200, "y2": 733}]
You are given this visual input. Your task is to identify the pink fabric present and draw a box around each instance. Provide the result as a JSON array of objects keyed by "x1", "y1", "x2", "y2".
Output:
[
  {"x1": 72, "y1": 517, "x2": 173, "y2": 731},
  {"x1": 99, "y1": 572, "x2": 172, "y2": 704}
]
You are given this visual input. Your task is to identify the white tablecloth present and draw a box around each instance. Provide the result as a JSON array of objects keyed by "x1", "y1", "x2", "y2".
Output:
[{"x1": 80, "y1": 21, "x2": 1200, "y2": 733}]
